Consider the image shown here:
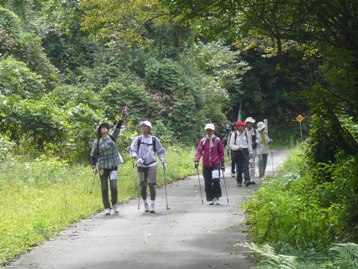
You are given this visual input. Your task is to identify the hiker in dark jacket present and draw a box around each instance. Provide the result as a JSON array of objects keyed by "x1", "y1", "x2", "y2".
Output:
[
  {"x1": 90, "y1": 106, "x2": 127, "y2": 215},
  {"x1": 129, "y1": 121, "x2": 166, "y2": 213}
]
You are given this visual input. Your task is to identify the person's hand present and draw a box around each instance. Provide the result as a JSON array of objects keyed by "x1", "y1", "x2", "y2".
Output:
[
  {"x1": 220, "y1": 162, "x2": 225, "y2": 171},
  {"x1": 121, "y1": 106, "x2": 127, "y2": 120},
  {"x1": 162, "y1": 161, "x2": 167, "y2": 170},
  {"x1": 92, "y1": 167, "x2": 98, "y2": 174},
  {"x1": 131, "y1": 152, "x2": 138, "y2": 159},
  {"x1": 136, "y1": 158, "x2": 143, "y2": 166},
  {"x1": 194, "y1": 161, "x2": 199, "y2": 169}
]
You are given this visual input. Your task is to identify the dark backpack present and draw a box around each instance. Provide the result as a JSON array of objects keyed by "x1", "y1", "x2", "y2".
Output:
[{"x1": 137, "y1": 135, "x2": 157, "y2": 152}]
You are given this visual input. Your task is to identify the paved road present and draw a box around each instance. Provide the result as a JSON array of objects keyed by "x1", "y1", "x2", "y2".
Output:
[{"x1": 5, "y1": 150, "x2": 288, "y2": 269}]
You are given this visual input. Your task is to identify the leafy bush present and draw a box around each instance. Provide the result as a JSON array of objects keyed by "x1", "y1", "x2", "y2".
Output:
[
  {"x1": 0, "y1": 58, "x2": 45, "y2": 98},
  {"x1": 243, "y1": 144, "x2": 357, "y2": 253}
]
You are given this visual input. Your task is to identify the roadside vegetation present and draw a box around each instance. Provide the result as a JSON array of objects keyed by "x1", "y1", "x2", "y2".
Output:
[{"x1": 239, "y1": 142, "x2": 358, "y2": 268}]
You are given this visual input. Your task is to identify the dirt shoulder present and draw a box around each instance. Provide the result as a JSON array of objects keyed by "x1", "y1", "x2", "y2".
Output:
[{"x1": 5, "y1": 150, "x2": 288, "y2": 269}]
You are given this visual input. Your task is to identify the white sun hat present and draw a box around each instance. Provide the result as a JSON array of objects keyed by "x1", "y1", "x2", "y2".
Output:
[
  {"x1": 257, "y1": 122, "x2": 266, "y2": 131},
  {"x1": 245, "y1": 117, "x2": 255, "y2": 123}
]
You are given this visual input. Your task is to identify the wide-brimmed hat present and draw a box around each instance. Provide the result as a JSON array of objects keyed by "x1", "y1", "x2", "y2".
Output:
[
  {"x1": 257, "y1": 121, "x2": 266, "y2": 131},
  {"x1": 245, "y1": 117, "x2": 255, "y2": 123},
  {"x1": 97, "y1": 122, "x2": 110, "y2": 138},
  {"x1": 140, "y1": 120, "x2": 152, "y2": 129},
  {"x1": 204, "y1": 123, "x2": 215, "y2": 131},
  {"x1": 236, "y1": 120, "x2": 246, "y2": 127}
]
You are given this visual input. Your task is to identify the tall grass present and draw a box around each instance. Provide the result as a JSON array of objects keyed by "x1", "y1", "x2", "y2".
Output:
[{"x1": 0, "y1": 146, "x2": 195, "y2": 265}]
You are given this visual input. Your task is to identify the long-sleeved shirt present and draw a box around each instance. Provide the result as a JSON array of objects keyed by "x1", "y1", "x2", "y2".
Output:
[
  {"x1": 229, "y1": 130, "x2": 253, "y2": 154},
  {"x1": 256, "y1": 131, "x2": 271, "y2": 155},
  {"x1": 90, "y1": 121, "x2": 124, "y2": 169},
  {"x1": 129, "y1": 134, "x2": 165, "y2": 167},
  {"x1": 195, "y1": 135, "x2": 225, "y2": 168}
]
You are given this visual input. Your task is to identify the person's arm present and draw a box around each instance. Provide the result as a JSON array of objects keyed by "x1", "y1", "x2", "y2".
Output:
[
  {"x1": 112, "y1": 106, "x2": 127, "y2": 139},
  {"x1": 230, "y1": 132, "x2": 240, "y2": 151},
  {"x1": 90, "y1": 140, "x2": 99, "y2": 173}
]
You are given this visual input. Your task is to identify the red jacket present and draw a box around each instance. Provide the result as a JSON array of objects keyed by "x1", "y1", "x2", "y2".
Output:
[{"x1": 195, "y1": 136, "x2": 225, "y2": 167}]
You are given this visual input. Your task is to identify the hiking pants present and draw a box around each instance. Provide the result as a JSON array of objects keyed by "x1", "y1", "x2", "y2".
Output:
[
  {"x1": 258, "y1": 153, "x2": 268, "y2": 177},
  {"x1": 235, "y1": 148, "x2": 250, "y2": 184},
  {"x1": 231, "y1": 150, "x2": 237, "y2": 174},
  {"x1": 137, "y1": 166, "x2": 157, "y2": 201},
  {"x1": 202, "y1": 164, "x2": 222, "y2": 201},
  {"x1": 99, "y1": 168, "x2": 118, "y2": 209}
]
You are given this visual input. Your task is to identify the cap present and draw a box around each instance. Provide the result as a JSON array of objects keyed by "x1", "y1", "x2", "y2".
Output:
[
  {"x1": 236, "y1": 120, "x2": 246, "y2": 127},
  {"x1": 140, "y1": 120, "x2": 152, "y2": 129},
  {"x1": 204, "y1": 123, "x2": 215, "y2": 131}
]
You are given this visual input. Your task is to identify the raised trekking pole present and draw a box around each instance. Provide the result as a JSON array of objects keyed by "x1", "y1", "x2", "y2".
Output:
[
  {"x1": 163, "y1": 166, "x2": 170, "y2": 210},
  {"x1": 196, "y1": 168, "x2": 204, "y2": 204},
  {"x1": 221, "y1": 168, "x2": 229, "y2": 203}
]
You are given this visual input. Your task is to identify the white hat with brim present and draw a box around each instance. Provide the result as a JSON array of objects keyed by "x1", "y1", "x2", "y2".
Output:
[
  {"x1": 245, "y1": 117, "x2": 255, "y2": 123},
  {"x1": 204, "y1": 123, "x2": 215, "y2": 131},
  {"x1": 140, "y1": 120, "x2": 152, "y2": 129},
  {"x1": 257, "y1": 122, "x2": 266, "y2": 131}
]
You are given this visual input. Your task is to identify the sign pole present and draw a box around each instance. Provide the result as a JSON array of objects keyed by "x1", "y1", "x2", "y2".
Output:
[{"x1": 296, "y1": 115, "x2": 304, "y2": 140}]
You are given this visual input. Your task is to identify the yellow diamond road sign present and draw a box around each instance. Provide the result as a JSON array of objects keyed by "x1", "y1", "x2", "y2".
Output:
[{"x1": 296, "y1": 115, "x2": 304, "y2": 122}]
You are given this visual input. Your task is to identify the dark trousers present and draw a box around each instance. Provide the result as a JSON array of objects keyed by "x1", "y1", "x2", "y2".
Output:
[
  {"x1": 99, "y1": 169, "x2": 118, "y2": 209},
  {"x1": 202, "y1": 164, "x2": 222, "y2": 201},
  {"x1": 234, "y1": 149, "x2": 250, "y2": 184},
  {"x1": 231, "y1": 150, "x2": 237, "y2": 174}
]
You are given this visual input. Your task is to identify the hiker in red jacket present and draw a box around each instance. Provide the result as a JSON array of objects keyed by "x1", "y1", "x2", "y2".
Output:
[{"x1": 194, "y1": 123, "x2": 225, "y2": 205}]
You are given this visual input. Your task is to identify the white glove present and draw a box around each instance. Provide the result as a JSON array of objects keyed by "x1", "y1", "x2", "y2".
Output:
[
  {"x1": 136, "y1": 158, "x2": 143, "y2": 166},
  {"x1": 162, "y1": 162, "x2": 167, "y2": 170}
]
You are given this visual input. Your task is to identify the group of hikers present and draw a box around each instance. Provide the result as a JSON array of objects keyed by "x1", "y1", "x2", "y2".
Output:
[{"x1": 90, "y1": 106, "x2": 272, "y2": 214}]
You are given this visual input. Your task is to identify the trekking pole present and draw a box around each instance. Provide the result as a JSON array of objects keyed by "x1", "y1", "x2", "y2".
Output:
[
  {"x1": 221, "y1": 168, "x2": 229, "y2": 203},
  {"x1": 138, "y1": 168, "x2": 143, "y2": 210},
  {"x1": 89, "y1": 172, "x2": 96, "y2": 195},
  {"x1": 163, "y1": 168, "x2": 170, "y2": 210},
  {"x1": 271, "y1": 151, "x2": 274, "y2": 177},
  {"x1": 196, "y1": 168, "x2": 204, "y2": 204}
]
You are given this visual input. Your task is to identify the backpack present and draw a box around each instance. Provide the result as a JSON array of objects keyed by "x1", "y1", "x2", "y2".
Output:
[
  {"x1": 233, "y1": 131, "x2": 248, "y2": 145},
  {"x1": 200, "y1": 136, "x2": 219, "y2": 146},
  {"x1": 137, "y1": 135, "x2": 157, "y2": 152}
]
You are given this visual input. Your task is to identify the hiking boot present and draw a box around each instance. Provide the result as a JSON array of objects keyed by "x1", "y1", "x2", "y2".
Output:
[
  {"x1": 113, "y1": 204, "x2": 119, "y2": 213},
  {"x1": 214, "y1": 197, "x2": 220, "y2": 205},
  {"x1": 104, "y1": 208, "x2": 111, "y2": 215},
  {"x1": 231, "y1": 173, "x2": 236, "y2": 178},
  {"x1": 245, "y1": 181, "x2": 251, "y2": 186},
  {"x1": 149, "y1": 201, "x2": 155, "y2": 213},
  {"x1": 144, "y1": 201, "x2": 150, "y2": 212},
  {"x1": 208, "y1": 200, "x2": 214, "y2": 205},
  {"x1": 237, "y1": 182, "x2": 242, "y2": 187}
]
